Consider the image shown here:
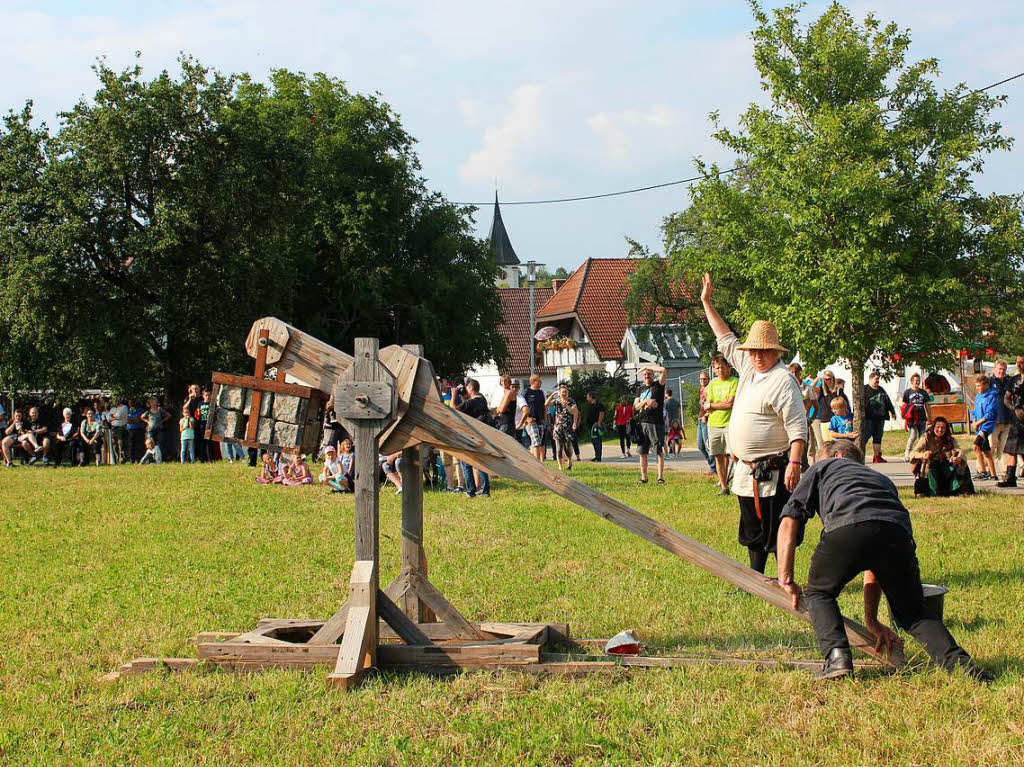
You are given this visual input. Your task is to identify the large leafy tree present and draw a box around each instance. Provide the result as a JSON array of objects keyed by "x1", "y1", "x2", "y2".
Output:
[
  {"x1": 0, "y1": 59, "x2": 505, "y2": 402},
  {"x1": 236, "y1": 70, "x2": 505, "y2": 377},
  {"x1": 629, "y1": 2, "x2": 1024, "y2": 432}
]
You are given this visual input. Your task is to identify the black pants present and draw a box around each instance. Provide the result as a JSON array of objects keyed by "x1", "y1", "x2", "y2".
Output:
[
  {"x1": 738, "y1": 468, "x2": 795, "y2": 573},
  {"x1": 617, "y1": 424, "x2": 631, "y2": 453},
  {"x1": 126, "y1": 429, "x2": 143, "y2": 463},
  {"x1": 591, "y1": 434, "x2": 603, "y2": 461},
  {"x1": 805, "y1": 520, "x2": 972, "y2": 670}
]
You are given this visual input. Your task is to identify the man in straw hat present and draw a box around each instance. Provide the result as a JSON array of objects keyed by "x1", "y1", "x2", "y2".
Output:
[{"x1": 699, "y1": 273, "x2": 808, "y2": 573}]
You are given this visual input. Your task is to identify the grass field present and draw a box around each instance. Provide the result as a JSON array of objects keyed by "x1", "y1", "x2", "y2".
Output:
[{"x1": 2, "y1": 461, "x2": 1023, "y2": 765}]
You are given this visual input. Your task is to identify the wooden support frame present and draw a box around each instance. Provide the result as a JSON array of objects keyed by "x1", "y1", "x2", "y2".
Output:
[{"x1": 126, "y1": 320, "x2": 909, "y2": 693}]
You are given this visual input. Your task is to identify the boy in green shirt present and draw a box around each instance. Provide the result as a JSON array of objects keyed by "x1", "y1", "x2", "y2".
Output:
[{"x1": 703, "y1": 354, "x2": 739, "y2": 494}]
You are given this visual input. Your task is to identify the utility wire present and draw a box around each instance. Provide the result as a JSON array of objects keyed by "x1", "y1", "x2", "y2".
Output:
[{"x1": 453, "y1": 69, "x2": 1024, "y2": 207}]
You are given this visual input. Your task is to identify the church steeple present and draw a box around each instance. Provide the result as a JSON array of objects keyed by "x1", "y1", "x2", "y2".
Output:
[{"x1": 488, "y1": 192, "x2": 520, "y2": 267}]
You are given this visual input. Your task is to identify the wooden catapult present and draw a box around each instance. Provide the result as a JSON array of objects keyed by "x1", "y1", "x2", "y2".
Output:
[{"x1": 118, "y1": 318, "x2": 905, "y2": 688}]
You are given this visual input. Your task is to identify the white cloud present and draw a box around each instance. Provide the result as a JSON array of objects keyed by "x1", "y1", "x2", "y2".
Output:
[{"x1": 459, "y1": 84, "x2": 546, "y2": 189}]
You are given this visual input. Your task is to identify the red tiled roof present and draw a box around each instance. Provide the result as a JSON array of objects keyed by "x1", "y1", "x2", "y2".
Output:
[
  {"x1": 536, "y1": 258, "x2": 640, "y2": 361},
  {"x1": 497, "y1": 287, "x2": 555, "y2": 376}
]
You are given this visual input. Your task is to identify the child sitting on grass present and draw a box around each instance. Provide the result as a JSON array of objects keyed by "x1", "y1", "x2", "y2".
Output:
[
  {"x1": 256, "y1": 452, "x2": 283, "y2": 484},
  {"x1": 139, "y1": 437, "x2": 162, "y2": 464},
  {"x1": 283, "y1": 454, "x2": 313, "y2": 485},
  {"x1": 827, "y1": 397, "x2": 859, "y2": 442},
  {"x1": 319, "y1": 444, "x2": 352, "y2": 493},
  {"x1": 667, "y1": 419, "x2": 683, "y2": 455}
]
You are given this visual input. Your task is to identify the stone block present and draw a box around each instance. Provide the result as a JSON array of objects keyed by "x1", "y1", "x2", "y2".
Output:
[
  {"x1": 218, "y1": 385, "x2": 247, "y2": 411},
  {"x1": 257, "y1": 417, "x2": 275, "y2": 445},
  {"x1": 272, "y1": 394, "x2": 304, "y2": 424},
  {"x1": 242, "y1": 390, "x2": 273, "y2": 417},
  {"x1": 273, "y1": 422, "x2": 301, "y2": 449},
  {"x1": 211, "y1": 409, "x2": 247, "y2": 440}
]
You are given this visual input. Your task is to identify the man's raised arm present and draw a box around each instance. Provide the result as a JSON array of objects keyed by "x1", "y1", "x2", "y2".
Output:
[{"x1": 700, "y1": 272, "x2": 731, "y2": 339}]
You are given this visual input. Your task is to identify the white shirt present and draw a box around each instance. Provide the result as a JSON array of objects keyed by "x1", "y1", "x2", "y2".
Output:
[{"x1": 109, "y1": 404, "x2": 129, "y2": 427}]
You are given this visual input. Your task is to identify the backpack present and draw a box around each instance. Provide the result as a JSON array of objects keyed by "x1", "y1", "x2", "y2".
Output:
[
  {"x1": 628, "y1": 416, "x2": 644, "y2": 445},
  {"x1": 901, "y1": 401, "x2": 921, "y2": 428}
]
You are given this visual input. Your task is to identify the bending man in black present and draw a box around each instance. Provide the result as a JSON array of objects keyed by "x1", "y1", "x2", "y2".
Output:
[{"x1": 776, "y1": 439, "x2": 991, "y2": 681}]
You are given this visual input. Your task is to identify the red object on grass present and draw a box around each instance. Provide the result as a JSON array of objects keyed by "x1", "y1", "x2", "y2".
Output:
[{"x1": 605, "y1": 629, "x2": 642, "y2": 655}]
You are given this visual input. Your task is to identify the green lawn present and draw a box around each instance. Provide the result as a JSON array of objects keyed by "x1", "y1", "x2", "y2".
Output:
[{"x1": 2, "y1": 461, "x2": 1023, "y2": 765}]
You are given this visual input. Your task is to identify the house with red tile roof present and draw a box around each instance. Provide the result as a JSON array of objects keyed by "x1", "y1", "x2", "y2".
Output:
[{"x1": 534, "y1": 258, "x2": 702, "y2": 388}]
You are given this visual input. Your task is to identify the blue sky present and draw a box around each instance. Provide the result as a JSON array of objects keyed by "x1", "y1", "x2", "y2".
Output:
[{"x1": 1, "y1": 0, "x2": 1021, "y2": 271}]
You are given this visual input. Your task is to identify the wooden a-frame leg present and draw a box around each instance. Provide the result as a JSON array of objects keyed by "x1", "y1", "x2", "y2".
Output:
[
  {"x1": 410, "y1": 575, "x2": 488, "y2": 641},
  {"x1": 327, "y1": 560, "x2": 377, "y2": 690}
]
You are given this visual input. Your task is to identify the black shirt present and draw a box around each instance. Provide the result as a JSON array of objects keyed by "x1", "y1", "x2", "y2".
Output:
[
  {"x1": 458, "y1": 394, "x2": 490, "y2": 421},
  {"x1": 639, "y1": 381, "x2": 664, "y2": 424},
  {"x1": 781, "y1": 458, "x2": 912, "y2": 537},
  {"x1": 587, "y1": 401, "x2": 606, "y2": 429},
  {"x1": 523, "y1": 388, "x2": 546, "y2": 421},
  {"x1": 863, "y1": 385, "x2": 895, "y2": 421},
  {"x1": 27, "y1": 418, "x2": 47, "y2": 437}
]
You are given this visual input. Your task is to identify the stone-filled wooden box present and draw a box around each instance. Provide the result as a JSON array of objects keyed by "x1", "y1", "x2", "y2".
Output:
[{"x1": 206, "y1": 375, "x2": 323, "y2": 455}]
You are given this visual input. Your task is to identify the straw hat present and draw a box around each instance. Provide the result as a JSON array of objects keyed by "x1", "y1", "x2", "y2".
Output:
[{"x1": 737, "y1": 320, "x2": 789, "y2": 352}]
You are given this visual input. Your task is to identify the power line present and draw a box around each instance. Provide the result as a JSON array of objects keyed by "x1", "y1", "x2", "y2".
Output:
[{"x1": 452, "y1": 69, "x2": 1024, "y2": 207}]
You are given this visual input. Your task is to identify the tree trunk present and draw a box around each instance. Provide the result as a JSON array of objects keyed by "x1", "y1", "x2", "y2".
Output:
[{"x1": 849, "y1": 356, "x2": 866, "y2": 464}]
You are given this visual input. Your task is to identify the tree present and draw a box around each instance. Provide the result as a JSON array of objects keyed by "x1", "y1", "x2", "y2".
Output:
[
  {"x1": 238, "y1": 70, "x2": 507, "y2": 378},
  {"x1": 628, "y1": 2, "x2": 1024, "y2": 437},
  {"x1": 529, "y1": 265, "x2": 570, "y2": 288},
  {"x1": 0, "y1": 58, "x2": 506, "y2": 402}
]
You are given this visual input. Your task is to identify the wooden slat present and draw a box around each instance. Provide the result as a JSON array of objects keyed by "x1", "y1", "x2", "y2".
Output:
[
  {"x1": 211, "y1": 372, "x2": 319, "y2": 399},
  {"x1": 410, "y1": 576, "x2": 489, "y2": 641},
  {"x1": 378, "y1": 643, "x2": 540, "y2": 666},
  {"x1": 376, "y1": 590, "x2": 433, "y2": 646},
  {"x1": 326, "y1": 560, "x2": 377, "y2": 690}
]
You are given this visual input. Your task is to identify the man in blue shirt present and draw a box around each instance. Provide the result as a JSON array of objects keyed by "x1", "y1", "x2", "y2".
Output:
[{"x1": 970, "y1": 374, "x2": 999, "y2": 481}]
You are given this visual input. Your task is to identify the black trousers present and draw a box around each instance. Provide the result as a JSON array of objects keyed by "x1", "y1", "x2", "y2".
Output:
[
  {"x1": 737, "y1": 468, "x2": 797, "y2": 573},
  {"x1": 617, "y1": 424, "x2": 631, "y2": 453},
  {"x1": 805, "y1": 520, "x2": 972, "y2": 670},
  {"x1": 591, "y1": 435, "x2": 603, "y2": 461}
]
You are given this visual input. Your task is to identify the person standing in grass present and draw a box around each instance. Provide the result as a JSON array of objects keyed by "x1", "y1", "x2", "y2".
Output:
[
  {"x1": 901, "y1": 373, "x2": 931, "y2": 461},
  {"x1": 523, "y1": 374, "x2": 547, "y2": 462},
  {"x1": 585, "y1": 391, "x2": 606, "y2": 462},
  {"x1": 126, "y1": 398, "x2": 145, "y2": 463},
  {"x1": 699, "y1": 272, "x2": 807, "y2": 574},
  {"x1": 614, "y1": 395, "x2": 634, "y2": 459},
  {"x1": 633, "y1": 364, "x2": 668, "y2": 485},
  {"x1": 989, "y1": 359, "x2": 1011, "y2": 479},
  {"x1": 997, "y1": 354, "x2": 1024, "y2": 488},
  {"x1": 705, "y1": 354, "x2": 738, "y2": 495},
  {"x1": 546, "y1": 383, "x2": 580, "y2": 472},
  {"x1": 695, "y1": 371, "x2": 714, "y2": 474},
  {"x1": 861, "y1": 371, "x2": 896, "y2": 463},
  {"x1": 179, "y1": 404, "x2": 196, "y2": 463},
  {"x1": 970, "y1": 374, "x2": 999, "y2": 481},
  {"x1": 777, "y1": 439, "x2": 991, "y2": 682},
  {"x1": 142, "y1": 397, "x2": 170, "y2": 453}
]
